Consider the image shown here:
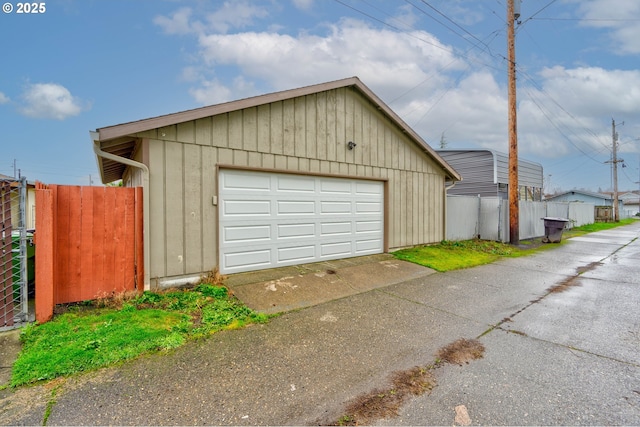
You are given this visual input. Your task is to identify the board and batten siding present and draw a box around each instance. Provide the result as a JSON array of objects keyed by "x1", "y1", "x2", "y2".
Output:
[{"x1": 134, "y1": 87, "x2": 446, "y2": 283}]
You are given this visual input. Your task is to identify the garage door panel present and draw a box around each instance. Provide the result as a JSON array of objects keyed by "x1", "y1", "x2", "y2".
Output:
[
  {"x1": 223, "y1": 169, "x2": 271, "y2": 191},
  {"x1": 355, "y1": 181, "x2": 383, "y2": 195},
  {"x1": 321, "y1": 221, "x2": 352, "y2": 235},
  {"x1": 277, "y1": 200, "x2": 315, "y2": 215},
  {"x1": 223, "y1": 225, "x2": 271, "y2": 243},
  {"x1": 320, "y1": 241, "x2": 353, "y2": 257},
  {"x1": 356, "y1": 220, "x2": 382, "y2": 233},
  {"x1": 320, "y1": 201, "x2": 352, "y2": 214},
  {"x1": 277, "y1": 223, "x2": 316, "y2": 239},
  {"x1": 223, "y1": 200, "x2": 271, "y2": 216},
  {"x1": 277, "y1": 175, "x2": 316, "y2": 192},
  {"x1": 320, "y1": 179, "x2": 351, "y2": 194},
  {"x1": 219, "y1": 170, "x2": 384, "y2": 274},
  {"x1": 277, "y1": 245, "x2": 316, "y2": 263},
  {"x1": 356, "y1": 201, "x2": 382, "y2": 213},
  {"x1": 356, "y1": 239, "x2": 383, "y2": 253},
  {"x1": 223, "y1": 249, "x2": 271, "y2": 271}
]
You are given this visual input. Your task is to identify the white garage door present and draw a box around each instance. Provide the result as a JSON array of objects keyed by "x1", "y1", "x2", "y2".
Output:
[{"x1": 219, "y1": 169, "x2": 384, "y2": 274}]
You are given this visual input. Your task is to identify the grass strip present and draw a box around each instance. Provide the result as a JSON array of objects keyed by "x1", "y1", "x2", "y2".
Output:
[
  {"x1": 393, "y1": 219, "x2": 637, "y2": 271},
  {"x1": 11, "y1": 284, "x2": 268, "y2": 387}
]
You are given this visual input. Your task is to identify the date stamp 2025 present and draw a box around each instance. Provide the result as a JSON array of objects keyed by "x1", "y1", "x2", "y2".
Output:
[{"x1": 3, "y1": 2, "x2": 47, "y2": 14}]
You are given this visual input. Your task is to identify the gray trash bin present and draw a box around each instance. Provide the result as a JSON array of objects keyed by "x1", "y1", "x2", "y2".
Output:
[{"x1": 541, "y1": 217, "x2": 570, "y2": 243}]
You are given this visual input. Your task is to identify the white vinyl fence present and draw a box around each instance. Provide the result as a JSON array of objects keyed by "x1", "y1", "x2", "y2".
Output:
[{"x1": 446, "y1": 195, "x2": 596, "y2": 242}]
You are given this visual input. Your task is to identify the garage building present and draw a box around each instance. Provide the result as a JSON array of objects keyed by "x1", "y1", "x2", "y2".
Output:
[{"x1": 91, "y1": 77, "x2": 460, "y2": 289}]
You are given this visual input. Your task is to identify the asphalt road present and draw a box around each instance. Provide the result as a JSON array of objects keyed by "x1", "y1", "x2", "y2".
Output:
[{"x1": 1, "y1": 222, "x2": 639, "y2": 426}]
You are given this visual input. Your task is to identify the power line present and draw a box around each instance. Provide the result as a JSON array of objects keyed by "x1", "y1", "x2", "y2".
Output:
[
  {"x1": 411, "y1": 0, "x2": 498, "y2": 55},
  {"x1": 517, "y1": 69, "x2": 611, "y2": 152},
  {"x1": 517, "y1": 0, "x2": 557, "y2": 29},
  {"x1": 333, "y1": 0, "x2": 507, "y2": 109},
  {"x1": 520, "y1": 85, "x2": 606, "y2": 164},
  {"x1": 531, "y1": 18, "x2": 640, "y2": 22},
  {"x1": 332, "y1": 0, "x2": 455, "y2": 54}
]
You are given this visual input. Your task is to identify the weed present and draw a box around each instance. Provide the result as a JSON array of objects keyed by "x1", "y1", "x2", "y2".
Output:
[
  {"x1": 335, "y1": 365, "x2": 437, "y2": 425},
  {"x1": 547, "y1": 277, "x2": 580, "y2": 293},
  {"x1": 197, "y1": 267, "x2": 226, "y2": 287},
  {"x1": 336, "y1": 415, "x2": 353, "y2": 426},
  {"x1": 42, "y1": 379, "x2": 64, "y2": 425},
  {"x1": 436, "y1": 338, "x2": 485, "y2": 365}
]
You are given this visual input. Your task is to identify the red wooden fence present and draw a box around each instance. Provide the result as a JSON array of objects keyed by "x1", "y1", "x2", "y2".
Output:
[{"x1": 35, "y1": 183, "x2": 143, "y2": 323}]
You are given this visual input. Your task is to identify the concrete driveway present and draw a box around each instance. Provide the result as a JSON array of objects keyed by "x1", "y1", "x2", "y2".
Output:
[{"x1": 1, "y1": 221, "x2": 639, "y2": 425}]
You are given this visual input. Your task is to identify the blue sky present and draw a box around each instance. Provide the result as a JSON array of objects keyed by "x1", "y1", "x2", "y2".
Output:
[{"x1": 1, "y1": 0, "x2": 640, "y2": 193}]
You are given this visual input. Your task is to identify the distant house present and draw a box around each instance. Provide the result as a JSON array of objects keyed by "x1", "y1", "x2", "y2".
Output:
[
  {"x1": 619, "y1": 191, "x2": 639, "y2": 215},
  {"x1": 436, "y1": 149, "x2": 543, "y2": 201},
  {"x1": 544, "y1": 189, "x2": 628, "y2": 220},
  {"x1": 545, "y1": 189, "x2": 623, "y2": 207},
  {"x1": 0, "y1": 173, "x2": 36, "y2": 230}
]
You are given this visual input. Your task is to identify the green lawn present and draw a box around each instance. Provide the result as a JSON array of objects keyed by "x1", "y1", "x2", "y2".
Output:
[
  {"x1": 393, "y1": 219, "x2": 637, "y2": 272},
  {"x1": 10, "y1": 284, "x2": 268, "y2": 387}
]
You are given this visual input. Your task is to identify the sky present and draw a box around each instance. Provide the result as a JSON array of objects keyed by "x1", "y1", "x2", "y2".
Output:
[{"x1": 1, "y1": 0, "x2": 640, "y2": 194}]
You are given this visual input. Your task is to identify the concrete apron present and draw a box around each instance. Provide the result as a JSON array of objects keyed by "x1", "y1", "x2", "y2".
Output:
[{"x1": 225, "y1": 254, "x2": 436, "y2": 314}]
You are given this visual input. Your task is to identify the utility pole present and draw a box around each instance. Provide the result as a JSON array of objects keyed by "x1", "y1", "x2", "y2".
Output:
[
  {"x1": 508, "y1": 0, "x2": 520, "y2": 244},
  {"x1": 636, "y1": 154, "x2": 640, "y2": 215},
  {"x1": 608, "y1": 119, "x2": 623, "y2": 222}
]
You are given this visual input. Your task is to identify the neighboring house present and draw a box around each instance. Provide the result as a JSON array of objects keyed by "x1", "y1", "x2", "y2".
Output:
[
  {"x1": 619, "y1": 191, "x2": 639, "y2": 215},
  {"x1": 91, "y1": 77, "x2": 461, "y2": 288},
  {"x1": 0, "y1": 173, "x2": 36, "y2": 230},
  {"x1": 436, "y1": 149, "x2": 544, "y2": 201},
  {"x1": 545, "y1": 189, "x2": 623, "y2": 208}
]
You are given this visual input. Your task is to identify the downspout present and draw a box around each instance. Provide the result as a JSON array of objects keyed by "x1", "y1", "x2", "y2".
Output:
[
  {"x1": 443, "y1": 180, "x2": 457, "y2": 241},
  {"x1": 91, "y1": 132, "x2": 151, "y2": 291}
]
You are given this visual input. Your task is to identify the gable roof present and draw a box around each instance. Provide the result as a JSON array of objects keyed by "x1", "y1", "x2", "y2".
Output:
[
  {"x1": 546, "y1": 189, "x2": 614, "y2": 201},
  {"x1": 92, "y1": 76, "x2": 461, "y2": 183}
]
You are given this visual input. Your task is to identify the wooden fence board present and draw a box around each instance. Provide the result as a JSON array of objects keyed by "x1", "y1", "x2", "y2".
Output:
[
  {"x1": 35, "y1": 184, "x2": 143, "y2": 322},
  {"x1": 35, "y1": 182, "x2": 54, "y2": 323},
  {"x1": 91, "y1": 187, "x2": 106, "y2": 296},
  {"x1": 68, "y1": 186, "x2": 83, "y2": 301},
  {"x1": 80, "y1": 187, "x2": 94, "y2": 299}
]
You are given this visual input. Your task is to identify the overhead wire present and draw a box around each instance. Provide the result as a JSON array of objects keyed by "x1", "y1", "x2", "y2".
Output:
[
  {"x1": 517, "y1": 69, "x2": 611, "y2": 152},
  {"x1": 517, "y1": 0, "x2": 557, "y2": 30},
  {"x1": 333, "y1": 0, "x2": 620, "y2": 176},
  {"x1": 519, "y1": 85, "x2": 605, "y2": 164}
]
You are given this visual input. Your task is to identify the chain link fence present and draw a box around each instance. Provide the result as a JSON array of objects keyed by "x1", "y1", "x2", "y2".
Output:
[{"x1": 1, "y1": 176, "x2": 32, "y2": 330}]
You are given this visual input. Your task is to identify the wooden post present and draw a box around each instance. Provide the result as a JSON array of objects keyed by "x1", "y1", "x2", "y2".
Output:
[
  {"x1": 35, "y1": 183, "x2": 54, "y2": 323},
  {"x1": 508, "y1": 0, "x2": 519, "y2": 245}
]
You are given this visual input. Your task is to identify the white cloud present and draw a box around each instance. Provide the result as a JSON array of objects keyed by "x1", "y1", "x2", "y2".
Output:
[
  {"x1": 189, "y1": 76, "x2": 258, "y2": 105},
  {"x1": 154, "y1": 2, "x2": 268, "y2": 35},
  {"x1": 19, "y1": 83, "x2": 87, "y2": 120},
  {"x1": 0, "y1": 92, "x2": 9, "y2": 104},
  {"x1": 538, "y1": 66, "x2": 640, "y2": 115},
  {"x1": 157, "y1": 2, "x2": 640, "y2": 166},
  {"x1": 291, "y1": 0, "x2": 313, "y2": 12},
  {"x1": 570, "y1": 0, "x2": 640, "y2": 54},
  {"x1": 195, "y1": 18, "x2": 461, "y2": 97},
  {"x1": 153, "y1": 7, "x2": 196, "y2": 35}
]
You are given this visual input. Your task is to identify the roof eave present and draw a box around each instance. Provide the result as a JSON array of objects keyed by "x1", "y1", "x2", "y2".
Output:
[{"x1": 94, "y1": 76, "x2": 461, "y2": 182}]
